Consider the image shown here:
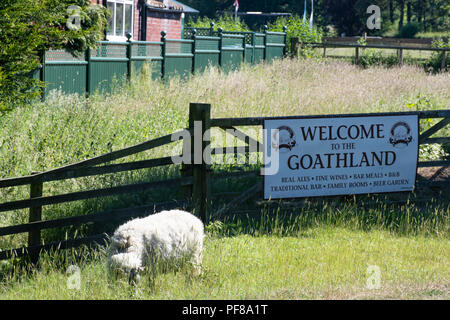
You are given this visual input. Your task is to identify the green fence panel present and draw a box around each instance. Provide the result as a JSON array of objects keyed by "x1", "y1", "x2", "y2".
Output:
[
  {"x1": 89, "y1": 42, "x2": 128, "y2": 94},
  {"x1": 43, "y1": 50, "x2": 87, "y2": 96},
  {"x1": 130, "y1": 41, "x2": 163, "y2": 80},
  {"x1": 164, "y1": 39, "x2": 194, "y2": 80},
  {"x1": 220, "y1": 34, "x2": 245, "y2": 73},
  {"x1": 265, "y1": 32, "x2": 286, "y2": 63},
  {"x1": 131, "y1": 59, "x2": 162, "y2": 80},
  {"x1": 194, "y1": 36, "x2": 220, "y2": 74},
  {"x1": 38, "y1": 30, "x2": 285, "y2": 99},
  {"x1": 254, "y1": 33, "x2": 265, "y2": 64},
  {"x1": 245, "y1": 44, "x2": 253, "y2": 64},
  {"x1": 184, "y1": 27, "x2": 212, "y2": 39}
]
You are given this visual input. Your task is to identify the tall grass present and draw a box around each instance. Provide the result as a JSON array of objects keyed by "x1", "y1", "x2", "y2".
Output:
[
  {"x1": 0, "y1": 58, "x2": 449, "y2": 261},
  {"x1": 0, "y1": 209, "x2": 448, "y2": 299}
]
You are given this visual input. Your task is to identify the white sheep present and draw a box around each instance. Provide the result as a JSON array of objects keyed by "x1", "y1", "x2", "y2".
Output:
[{"x1": 107, "y1": 209, "x2": 204, "y2": 284}]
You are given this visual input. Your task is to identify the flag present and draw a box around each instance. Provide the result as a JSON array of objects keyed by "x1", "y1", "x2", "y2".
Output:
[
  {"x1": 233, "y1": 0, "x2": 239, "y2": 20},
  {"x1": 302, "y1": 0, "x2": 307, "y2": 23},
  {"x1": 233, "y1": 0, "x2": 239, "y2": 12},
  {"x1": 309, "y1": 0, "x2": 314, "y2": 31}
]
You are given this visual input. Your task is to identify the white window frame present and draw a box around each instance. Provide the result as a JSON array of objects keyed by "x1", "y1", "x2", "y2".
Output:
[{"x1": 106, "y1": 0, "x2": 134, "y2": 41}]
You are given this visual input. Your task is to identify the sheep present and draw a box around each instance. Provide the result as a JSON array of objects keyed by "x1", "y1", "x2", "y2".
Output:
[{"x1": 107, "y1": 209, "x2": 204, "y2": 285}]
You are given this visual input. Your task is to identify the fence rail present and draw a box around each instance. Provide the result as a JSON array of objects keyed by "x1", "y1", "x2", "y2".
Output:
[
  {"x1": 37, "y1": 28, "x2": 286, "y2": 98},
  {"x1": 293, "y1": 40, "x2": 448, "y2": 70},
  {"x1": 0, "y1": 105, "x2": 448, "y2": 262},
  {"x1": 0, "y1": 127, "x2": 193, "y2": 262},
  {"x1": 322, "y1": 36, "x2": 449, "y2": 47}
]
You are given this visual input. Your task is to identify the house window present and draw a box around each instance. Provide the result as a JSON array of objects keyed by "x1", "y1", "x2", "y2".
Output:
[{"x1": 106, "y1": 0, "x2": 133, "y2": 40}]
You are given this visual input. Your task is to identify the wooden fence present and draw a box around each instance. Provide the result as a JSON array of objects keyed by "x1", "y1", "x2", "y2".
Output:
[
  {"x1": 322, "y1": 36, "x2": 448, "y2": 48},
  {"x1": 34, "y1": 27, "x2": 286, "y2": 98},
  {"x1": 0, "y1": 104, "x2": 448, "y2": 262},
  {"x1": 291, "y1": 39, "x2": 449, "y2": 70}
]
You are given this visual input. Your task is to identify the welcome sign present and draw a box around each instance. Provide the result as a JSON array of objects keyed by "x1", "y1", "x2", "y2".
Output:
[{"x1": 263, "y1": 114, "x2": 419, "y2": 200}]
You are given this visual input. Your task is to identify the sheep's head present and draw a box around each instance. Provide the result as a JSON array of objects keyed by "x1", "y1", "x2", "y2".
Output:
[{"x1": 110, "y1": 233, "x2": 131, "y2": 253}]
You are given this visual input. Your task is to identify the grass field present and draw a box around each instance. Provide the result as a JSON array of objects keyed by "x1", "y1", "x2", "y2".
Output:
[
  {"x1": 1, "y1": 224, "x2": 448, "y2": 300},
  {"x1": 416, "y1": 31, "x2": 450, "y2": 39},
  {"x1": 0, "y1": 58, "x2": 449, "y2": 299}
]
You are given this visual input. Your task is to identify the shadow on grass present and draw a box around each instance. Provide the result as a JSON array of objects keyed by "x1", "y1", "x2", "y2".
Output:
[
  {"x1": 1, "y1": 161, "x2": 448, "y2": 278},
  {"x1": 208, "y1": 181, "x2": 449, "y2": 239},
  {"x1": 37, "y1": 162, "x2": 450, "y2": 244}
]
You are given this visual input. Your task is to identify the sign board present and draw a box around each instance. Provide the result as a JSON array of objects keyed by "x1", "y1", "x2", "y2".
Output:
[{"x1": 263, "y1": 114, "x2": 419, "y2": 200}]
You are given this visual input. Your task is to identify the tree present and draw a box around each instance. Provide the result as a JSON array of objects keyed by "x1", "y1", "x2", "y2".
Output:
[
  {"x1": 397, "y1": 0, "x2": 405, "y2": 29},
  {"x1": 0, "y1": 0, "x2": 108, "y2": 112},
  {"x1": 389, "y1": 0, "x2": 395, "y2": 23},
  {"x1": 183, "y1": 0, "x2": 448, "y2": 36}
]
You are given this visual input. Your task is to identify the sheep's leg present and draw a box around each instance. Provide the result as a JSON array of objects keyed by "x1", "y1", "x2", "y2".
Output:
[{"x1": 128, "y1": 268, "x2": 141, "y2": 286}]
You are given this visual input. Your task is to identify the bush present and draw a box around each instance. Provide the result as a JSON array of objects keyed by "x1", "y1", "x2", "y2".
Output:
[
  {"x1": 424, "y1": 39, "x2": 449, "y2": 73},
  {"x1": 267, "y1": 15, "x2": 322, "y2": 56},
  {"x1": 0, "y1": 0, "x2": 108, "y2": 113},
  {"x1": 356, "y1": 38, "x2": 397, "y2": 68},
  {"x1": 358, "y1": 49, "x2": 396, "y2": 68},
  {"x1": 186, "y1": 15, "x2": 250, "y2": 32},
  {"x1": 396, "y1": 22, "x2": 421, "y2": 38}
]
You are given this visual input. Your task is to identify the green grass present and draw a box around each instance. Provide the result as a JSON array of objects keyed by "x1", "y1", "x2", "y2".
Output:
[
  {"x1": 0, "y1": 58, "x2": 449, "y2": 299},
  {"x1": 0, "y1": 211, "x2": 448, "y2": 299},
  {"x1": 416, "y1": 31, "x2": 450, "y2": 39}
]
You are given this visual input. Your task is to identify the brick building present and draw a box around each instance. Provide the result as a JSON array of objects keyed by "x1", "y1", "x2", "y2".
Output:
[{"x1": 90, "y1": 0, "x2": 198, "y2": 42}]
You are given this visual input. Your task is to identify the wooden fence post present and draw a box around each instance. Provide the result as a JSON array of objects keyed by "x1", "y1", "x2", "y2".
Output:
[
  {"x1": 28, "y1": 174, "x2": 43, "y2": 264},
  {"x1": 189, "y1": 103, "x2": 211, "y2": 223},
  {"x1": 355, "y1": 46, "x2": 359, "y2": 65},
  {"x1": 441, "y1": 50, "x2": 447, "y2": 71},
  {"x1": 398, "y1": 48, "x2": 403, "y2": 65},
  {"x1": 282, "y1": 26, "x2": 287, "y2": 58},
  {"x1": 297, "y1": 39, "x2": 303, "y2": 57}
]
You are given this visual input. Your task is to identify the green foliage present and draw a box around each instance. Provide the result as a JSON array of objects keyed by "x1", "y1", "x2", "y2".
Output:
[
  {"x1": 0, "y1": 0, "x2": 108, "y2": 113},
  {"x1": 396, "y1": 22, "x2": 422, "y2": 38},
  {"x1": 416, "y1": 31, "x2": 450, "y2": 39},
  {"x1": 267, "y1": 15, "x2": 322, "y2": 57},
  {"x1": 183, "y1": 0, "x2": 449, "y2": 37},
  {"x1": 424, "y1": 39, "x2": 450, "y2": 73},
  {"x1": 1, "y1": 212, "x2": 449, "y2": 299},
  {"x1": 356, "y1": 37, "x2": 397, "y2": 68},
  {"x1": 358, "y1": 49, "x2": 399, "y2": 69},
  {"x1": 187, "y1": 15, "x2": 250, "y2": 32},
  {"x1": 405, "y1": 94, "x2": 450, "y2": 161}
]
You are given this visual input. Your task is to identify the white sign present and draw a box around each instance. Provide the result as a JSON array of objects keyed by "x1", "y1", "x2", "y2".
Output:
[{"x1": 263, "y1": 114, "x2": 419, "y2": 199}]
